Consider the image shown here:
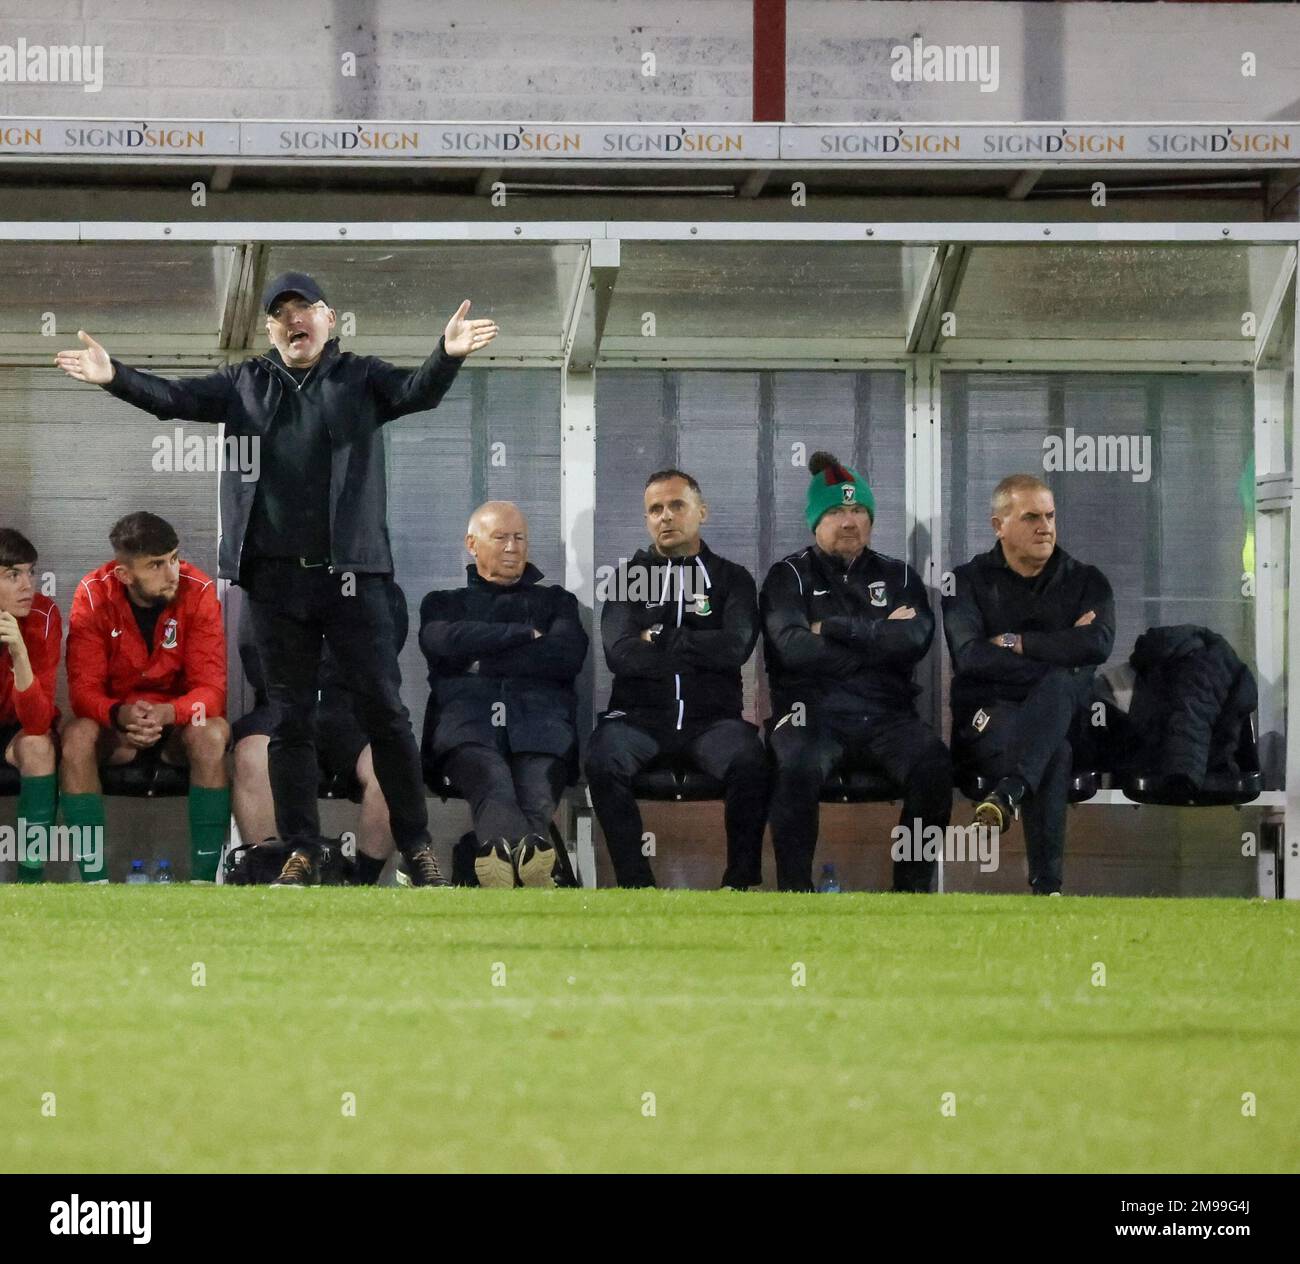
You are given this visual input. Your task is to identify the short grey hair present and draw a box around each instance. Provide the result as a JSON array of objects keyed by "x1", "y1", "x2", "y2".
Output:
[{"x1": 992, "y1": 474, "x2": 1051, "y2": 517}]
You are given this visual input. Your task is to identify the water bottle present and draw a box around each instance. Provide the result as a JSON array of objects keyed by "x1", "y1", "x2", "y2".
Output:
[
  {"x1": 153, "y1": 859, "x2": 173, "y2": 884},
  {"x1": 817, "y1": 863, "x2": 842, "y2": 893},
  {"x1": 126, "y1": 859, "x2": 150, "y2": 885}
]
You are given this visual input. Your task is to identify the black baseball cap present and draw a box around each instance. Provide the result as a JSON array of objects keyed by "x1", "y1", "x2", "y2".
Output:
[{"x1": 262, "y1": 271, "x2": 328, "y2": 313}]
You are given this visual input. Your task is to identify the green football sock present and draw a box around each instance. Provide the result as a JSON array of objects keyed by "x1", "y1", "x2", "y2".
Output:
[
  {"x1": 188, "y1": 785, "x2": 230, "y2": 882},
  {"x1": 17, "y1": 772, "x2": 57, "y2": 883},
  {"x1": 62, "y1": 792, "x2": 107, "y2": 882}
]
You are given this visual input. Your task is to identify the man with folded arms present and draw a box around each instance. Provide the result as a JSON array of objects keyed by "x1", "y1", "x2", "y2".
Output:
[
  {"x1": 585, "y1": 469, "x2": 768, "y2": 889},
  {"x1": 419, "y1": 501, "x2": 587, "y2": 888},
  {"x1": 761, "y1": 452, "x2": 951, "y2": 893},
  {"x1": 943, "y1": 474, "x2": 1115, "y2": 895}
]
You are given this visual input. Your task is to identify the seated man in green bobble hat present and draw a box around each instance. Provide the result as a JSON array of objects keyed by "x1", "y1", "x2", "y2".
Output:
[{"x1": 760, "y1": 452, "x2": 953, "y2": 892}]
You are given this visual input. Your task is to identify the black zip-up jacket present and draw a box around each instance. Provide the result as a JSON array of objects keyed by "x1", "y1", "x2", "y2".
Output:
[
  {"x1": 943, "y1": 542, "x2": 1115, "y2": 723},
  {"x1": 1123, "y1": 624, "x2": 1257, "y2": 783},
  {"x1": 100, "y1": 336, "x2": 463, "y2": 582},
  {"x1": 599, "y1": 540, "x2": 758, "y2": 733},
  {"x1": 761, "y1": 545, "x2": 934, "y2": 719},
  {"x1": 419, "y1": 563, "x2": 588, "y2": 769}
]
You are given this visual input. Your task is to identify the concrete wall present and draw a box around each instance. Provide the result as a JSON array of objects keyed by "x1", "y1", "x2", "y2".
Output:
[{"x1": 0, "y1": 1, "x2": 1297, "y2": 124}]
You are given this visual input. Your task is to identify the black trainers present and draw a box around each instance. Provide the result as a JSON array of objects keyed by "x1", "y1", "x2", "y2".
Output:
[
  {"x1": 271, "y1": 848, "x2": 318, "y2": 887},
  {"x1": 475, "y1": 838, "x2": 516, "y2": 889},
  {"x1": 512, "y1": 833, "x2": 556, "y2": 889},
  {"x1": 974, "y1": 777, "x2": 1024, "y2": 833},
  {"x1": 404, "y1": 846, "x2": 450, "y2": 888}
]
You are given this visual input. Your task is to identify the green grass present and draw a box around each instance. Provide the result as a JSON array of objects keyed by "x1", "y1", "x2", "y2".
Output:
[{"x1": 1, "y1": 888, "x2": 1297, "y2": 1173}]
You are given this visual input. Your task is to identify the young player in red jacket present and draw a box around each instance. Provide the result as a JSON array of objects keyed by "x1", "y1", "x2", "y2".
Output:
[
  {"x1": 0, "y1": 529, "x2": 62, "y2": 883},
  {"x1": 62, "y1": 512, "x2": 229, "y2": 882}
]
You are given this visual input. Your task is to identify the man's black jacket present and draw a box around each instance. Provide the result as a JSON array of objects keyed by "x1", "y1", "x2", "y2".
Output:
[
  {"x1": 942, "y1": 542, "x2": 1115, "y2": 724},
  {"x1": 101, "y1": 336, "x2": 463, "y2": 582},
  {"x1": 599, "y1": 539, "x2": 758, "y2": 733},
  {"x1": 761, "y1": 545, "x2": 934, "y2": 719},
  {"x1": 419, "y1": 563, "x2": 588, "y2": 771},
  {"x1": 1122, "y1": 624, "x2": 1257, "y2": 783}
]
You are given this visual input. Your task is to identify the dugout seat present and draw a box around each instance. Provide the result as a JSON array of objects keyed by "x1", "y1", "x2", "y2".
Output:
[
  {"x1": 634, "y1": 749, "x2": 904, "y2": 804},
  {"x1": 0, "y1": 764, "x2": 19, "y2": 796},
  {"x1": 1120, "y1": 716, "x2": 1263, "y2": 807},
  {"x1": 318, "y1": 768, "x2": 363, "y2": 801},
  {"x1": 631, "y1": 754, "x2": 727, "y2": 801},
  {"x1": 101, "y1": 760, "x2": 190, "y2": 798},
  {"x1": 956, "y1": 767, "x2": 1102, "y2": 805}
]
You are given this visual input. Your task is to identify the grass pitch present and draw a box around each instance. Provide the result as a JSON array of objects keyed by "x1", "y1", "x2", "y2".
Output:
[{"x1": 1, "y1": 888, "x2": 1297, "y2": 1173}]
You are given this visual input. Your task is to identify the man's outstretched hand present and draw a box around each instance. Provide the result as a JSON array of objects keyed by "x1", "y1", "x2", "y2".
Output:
[
  {"x1": 443, "y1": 300, "x2": 499, "y2": 358},
  {"x1": 55, "y1": 331, "x2": 114, "y2": 385}
]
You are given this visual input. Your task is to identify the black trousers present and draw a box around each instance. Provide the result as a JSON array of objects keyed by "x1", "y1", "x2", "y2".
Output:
[
  {"x1": 584, "y1": 716, "x2": 769, "y2": 889},
  {"x1": 767, "y1": 708, "x2": 952, "y2": 893},
  {"x1": 245, "y1": 560, "x2": 428, "y2": 858},
  {"x1": 442, "y1": 742, "x2": 567, "y2": 843},
  {"x1": 954, "y1": 667, "x2": 1093, "y2": 894}
]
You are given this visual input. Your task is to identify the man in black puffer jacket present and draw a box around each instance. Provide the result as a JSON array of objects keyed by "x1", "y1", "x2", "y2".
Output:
[
  {"x1": 585, "y1": 469, "x2": 768, "y2": 889},
  {"x1": 761, "y1": 452, "x2": 951, "y2": 892},
  {"x1": 420, "y1": 502, "x2": 588, "y2": 888},
  {"x1": 943, "y1": 474, "x2": 1115, "y2": 895},
  {"x1": 1122, "y1": 625, "x2": 1257, "y2": 788}
]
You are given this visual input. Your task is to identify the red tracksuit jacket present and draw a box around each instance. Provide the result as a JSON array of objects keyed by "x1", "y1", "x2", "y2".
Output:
[
  {"x1": 0, "y1": 592, "x2": 61, "y2": 736},
  {"x1": 67, "y1": 560, "x2": 226, "y2": 728}
]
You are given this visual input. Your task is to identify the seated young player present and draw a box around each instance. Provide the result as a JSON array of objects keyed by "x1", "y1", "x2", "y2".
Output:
[
  {"x1": 0, "y1": 529, "x2": 62, "y2": 883},
  {"x1": 231, "y1": 583, "x2": 408, "y2": 885},
  {"x1": 62, "y1": 512, "x2": 229, "y2": 882}
]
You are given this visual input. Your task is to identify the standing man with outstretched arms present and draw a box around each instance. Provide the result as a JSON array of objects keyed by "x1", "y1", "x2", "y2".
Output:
[{"x1": 56, "y1": 272, "x2": 498, "y2": 886}]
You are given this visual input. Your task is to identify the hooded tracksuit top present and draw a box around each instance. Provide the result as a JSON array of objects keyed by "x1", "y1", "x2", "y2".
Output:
[{"x1": 599, "y1": 539, "x2": 759, "y2": 733}]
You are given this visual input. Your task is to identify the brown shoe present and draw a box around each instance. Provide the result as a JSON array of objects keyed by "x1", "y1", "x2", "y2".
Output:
[
  {"x1": 271, "y1": 849, "x2": 317, "y2": 887},
  {"x1": 405, "y1": 846, "x2": 451, "y2": 888}
]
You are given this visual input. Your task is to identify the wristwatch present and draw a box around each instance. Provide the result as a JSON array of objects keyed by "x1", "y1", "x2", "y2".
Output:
[{"x1": 998, "y1": 633, "x2": 1017, "y2": 649}]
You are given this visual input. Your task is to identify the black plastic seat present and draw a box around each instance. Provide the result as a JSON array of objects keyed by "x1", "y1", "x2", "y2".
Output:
[
  {"x1": 819, "y1": 767, "x2": 903, "y2": 803},
  {"x1": 100, "y1": 761, "x2": 190, "y2": 798},
  {"x1": 318, "y1": 769, "x2": 363, "y2": 801},
  {"x1": 1120, "y1": 716, "x2": 1263, "y2": 807},
  {"x1": 1122, "y1": 769, "x2": 1263, "y2": 806},
  {"x1": 957, "y1": 768, "x2": 1101, "y2": 805},
  {"x1": 0, "y1": 764, "x2": 19, "y2": 796},
  {"x1": 630, "y1": 755, "x2": 726, "y2": 802}
]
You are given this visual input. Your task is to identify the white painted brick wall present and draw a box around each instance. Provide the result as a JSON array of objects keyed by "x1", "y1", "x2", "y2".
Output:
[{"x1": 0, "y1": 1, "x2": 1295, "y2": 123}]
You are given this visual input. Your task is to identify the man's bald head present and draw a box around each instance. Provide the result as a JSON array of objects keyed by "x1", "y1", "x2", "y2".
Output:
[{"x1": 466, "y1": 500, "x2": 529, "y2": 584}]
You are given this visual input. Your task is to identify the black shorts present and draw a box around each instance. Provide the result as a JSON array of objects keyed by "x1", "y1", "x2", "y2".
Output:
[
  {"x1": 0, "y1": 720, "x2": 22, "y2": 762},
  {"x1": 231, "y1": 701, "x2": 368, "y2": 781}
]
